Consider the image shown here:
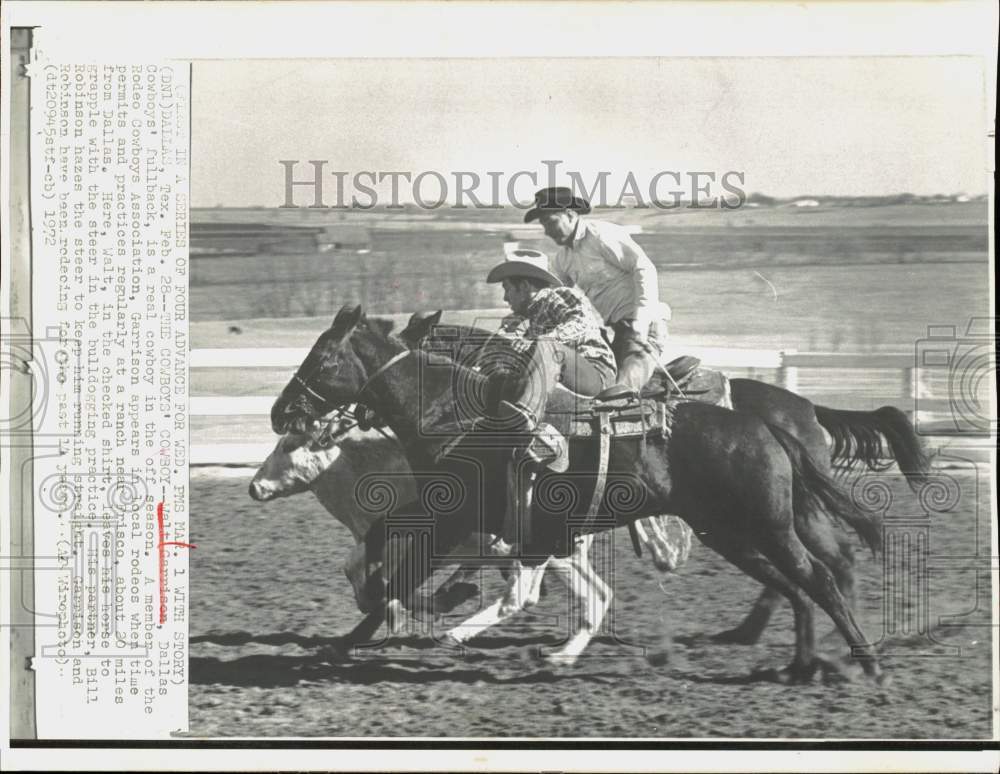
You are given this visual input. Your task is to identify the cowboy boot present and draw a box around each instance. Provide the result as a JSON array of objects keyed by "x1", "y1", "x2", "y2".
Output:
[
  {"x1": 595, "y1": 349, "x2": 658, "y2": 401},
  {"x1": 495, "y1": 400, "x2": 569, "y2": 472}
]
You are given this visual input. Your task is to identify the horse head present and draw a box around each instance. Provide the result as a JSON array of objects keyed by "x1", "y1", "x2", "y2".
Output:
[{"x1": 270, "y1": 304, "x2": 404, "y2": 435}]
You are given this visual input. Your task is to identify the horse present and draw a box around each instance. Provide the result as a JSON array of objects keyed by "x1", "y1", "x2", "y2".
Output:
[
  {"x1": 246, "y1": 412, "x2": 503, "y2": 612},
  {"x1": 270, "y1": 304, "x2": 887, "y2": 683},
  {"x1": 399, "y1": 310, "x2": 931, "y2": 645},
  {"x1": 249, "y1": 384, "x2": 692, "y2": 665}
]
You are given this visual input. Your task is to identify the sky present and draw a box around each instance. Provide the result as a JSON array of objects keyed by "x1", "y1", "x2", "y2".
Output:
[{"x1": 191, "y1": 56, "x2": 991, "y2": 207}]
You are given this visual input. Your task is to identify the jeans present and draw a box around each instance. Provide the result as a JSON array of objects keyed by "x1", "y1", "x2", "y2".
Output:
[
  {"x1": 610, "y1": 318, "x2": 668, "y2": 365},
  {"x1": 498, "y1": 338, "x2": 616, "y2": 421}
]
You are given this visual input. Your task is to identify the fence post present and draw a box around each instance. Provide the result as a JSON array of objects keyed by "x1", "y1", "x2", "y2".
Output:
[
  {"x1": 903, "y1": 366, "x2": 929, "y2": 400},
  {"x1": 776, "y1": 352, "x2": 798, "y2": 392},
  {"x1": 357, "y1": 255, "x2": 370, "y2": 307}
]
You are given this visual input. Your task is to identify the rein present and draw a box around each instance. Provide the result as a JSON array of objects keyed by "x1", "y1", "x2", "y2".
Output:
[
  {"x1": 352, "y1": 347, "x2": 412, "y2": 437},
  {"x1": 314, "y1": 405, "x2": 396, "y2": 446},
  {"x1": 293, "y1": 374, "x2": 332, "y2": 405},
  {"x1": 356, "y1": 348, "x2": 412, "y2": 403}
]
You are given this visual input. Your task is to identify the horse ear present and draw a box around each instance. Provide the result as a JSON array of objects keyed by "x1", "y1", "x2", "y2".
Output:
[
  {"x1": 332, "y1": 304, "x2": 364, "y2": 333},
  {"x1": 332, "y1": 304, "x2": 354, "y2": 329},
  {"x1": 428, "y1": 310, "x2": 443, "y2": 326},
  {"x1": 368, "y1": 317, "x2": 395, "y2": 337}
]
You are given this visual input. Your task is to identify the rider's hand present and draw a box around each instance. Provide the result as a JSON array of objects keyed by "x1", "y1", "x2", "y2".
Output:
[{"x1": 623, "y1": 318, "x2": 647, "y2": 338}]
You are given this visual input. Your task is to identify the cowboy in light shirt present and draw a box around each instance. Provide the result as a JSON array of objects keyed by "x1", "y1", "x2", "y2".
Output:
[{"x1": 524, "y1": 186, "x2": 671, "y2": 400}]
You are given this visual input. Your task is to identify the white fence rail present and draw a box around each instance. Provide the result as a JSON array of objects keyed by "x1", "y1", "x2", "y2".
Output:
[
  {"x1": 189, "y1": 345, "x2": 969, "y2": 466},
  {"x1": 190, "y1": 346, "x2": 939, "y2": 416}
]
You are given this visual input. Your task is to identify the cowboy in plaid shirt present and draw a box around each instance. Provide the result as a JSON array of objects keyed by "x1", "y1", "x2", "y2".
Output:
[
  {"x1": 482, "y1": 250, "x2": 616, "y2": 471},
  {"x1": 497, "y1": 285, "x2": 616, "y2": 380}
]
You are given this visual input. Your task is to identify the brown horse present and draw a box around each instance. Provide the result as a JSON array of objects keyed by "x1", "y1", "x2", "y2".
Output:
[
  {"x1": 400, "y1": 310, "x2": 930, "y2": 645},
  {"x1": 271, "y1": 305, "x2": 888, "y2": 682}
]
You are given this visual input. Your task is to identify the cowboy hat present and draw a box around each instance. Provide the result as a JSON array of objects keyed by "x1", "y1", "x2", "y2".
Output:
[
  {"x1": 486, "y1": 249, "x2": 562, "y2": 287},
  {"x1": 523, "y1": 186, "x2": 592, "y2": 223}
]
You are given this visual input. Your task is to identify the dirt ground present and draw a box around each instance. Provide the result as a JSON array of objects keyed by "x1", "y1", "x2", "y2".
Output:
[{"x1": 187, "y1": 463, "x2": 994, "y2": 739}]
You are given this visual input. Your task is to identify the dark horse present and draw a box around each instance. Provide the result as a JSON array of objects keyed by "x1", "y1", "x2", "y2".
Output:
[
  {"x1": 271, "y1": 305, "x2": 887, "y2": 682},
  {"x1": 399, "y1": 310, "x2": 931, "y2": 644}
]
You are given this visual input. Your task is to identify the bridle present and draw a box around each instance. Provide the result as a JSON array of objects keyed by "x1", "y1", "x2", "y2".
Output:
[{"x1": 289, "y1": 340, "x2": 413, "y2": 441}]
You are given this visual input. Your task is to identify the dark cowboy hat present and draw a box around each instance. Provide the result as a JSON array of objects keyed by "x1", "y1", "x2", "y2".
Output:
[
  {"x1": 523, "y1": 186, "x2": 592, "y2": 223},
  {"x1": 486, "y1": 249, "x2": 562, "y2": 287}
]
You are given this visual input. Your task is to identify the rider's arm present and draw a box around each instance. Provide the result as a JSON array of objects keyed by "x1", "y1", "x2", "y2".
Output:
[
  {"x1": 534, "y1": 287, "x2": 594, "y2": 346},
  {"x1": 550, "y1": 247, "x2": 575, "y2": 287},
  {"x1": 596, "y1": 224, "x2": 660, "y2": 331}
]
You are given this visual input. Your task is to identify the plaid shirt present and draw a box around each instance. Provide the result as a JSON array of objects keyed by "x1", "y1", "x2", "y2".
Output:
[{"x1": 498, "y1": 285, "x2": 616, "y2": 373}]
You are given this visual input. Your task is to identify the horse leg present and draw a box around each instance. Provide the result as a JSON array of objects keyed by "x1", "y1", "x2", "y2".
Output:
[
  {"x1": 381, "y1": 528, "x2": 439, "y2": 636},
  {"x1": 441, "y1": 559, "x2": 551, "y2": 647},
  {"x1": 798, "y1": 516, "x2": 859, "y2": 645},
  {"x1": 758, "y1": 529, "x2": 882, "y2": 681},
  {"x1": 715, "y1": 378, "x2": 838, "y2": 645},
  {"x1": 541, "y1": 537, "x2": 612, "y2": 666},
  {"x1": 701, "y1": 535, "x2": 820, "y2": 682},
  {"x1": 402, "y1": 562, "x2": 481, "y2": 621},
  {"x1": 713, "y1": 517, "x2": 857, "y2": 646},
  {"x1": 711, "y1": 587, "x2": 783, "y2": 645},
  {"x1": 431, "y1": 564, "x2": 481, "y2": 614}
]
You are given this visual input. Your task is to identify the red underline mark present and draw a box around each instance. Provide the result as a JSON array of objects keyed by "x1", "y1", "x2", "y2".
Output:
[{"x1": 156, "y1": 501, "x2": 196, "y2": 625}]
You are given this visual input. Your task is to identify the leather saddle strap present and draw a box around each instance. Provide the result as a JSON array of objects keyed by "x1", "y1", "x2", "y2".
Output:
[
  {"x1": 627, "y1": 521, "x2": 644, "y2": 558},
  {"x1": 584, "y1": 412, "x2": 612, "y2": 532}
]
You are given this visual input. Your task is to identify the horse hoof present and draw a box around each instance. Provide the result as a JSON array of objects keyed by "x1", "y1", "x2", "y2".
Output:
[
  {"x1": 750, "y1": 666, "x2": 785, "y2": 684},
  {"x1": 645, "y1": 649, "x2": 670, "y2": 667},
  {"x1": 542, "y1": 652, "x2": 578, "y2": 669},
  {"x1": 752, "y1": 660, "x2": 820, "y2": 685},
  {"x1": 317, "y1": 642, "x2": 350, "y2": 663},
  {"x1": 711, "y1": 627, "x2": 761, "y2": 646},
  {"x1": 812, "y1": 656, "x2": 856, "y2": 685},
  {"x1": 386, "y1": 600, "x2": 406, "y2": 635},
  {"x1": 438, "y1": 632, "x2": 464, "y2": 649}
]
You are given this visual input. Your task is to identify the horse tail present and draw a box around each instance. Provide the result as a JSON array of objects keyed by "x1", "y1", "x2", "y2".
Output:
[
  {"x1": 765, "y1": 423, "x2": 883, "y2": 557},
  {"x1": 814, "y1": 405, "x2": 931, "y2": 493}
]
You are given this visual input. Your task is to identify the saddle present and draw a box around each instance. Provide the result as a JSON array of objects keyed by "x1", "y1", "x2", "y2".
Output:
[
  {"x1": 540, "y1": 356, "x2": 729, "y2": 441},
  {"x1": 508, "y1": 356, "x2": 732, "y2": 553}
]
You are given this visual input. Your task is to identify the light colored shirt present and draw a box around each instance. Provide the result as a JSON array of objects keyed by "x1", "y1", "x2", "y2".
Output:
[{"x1": 551, "y1": 218, "x2": 670, "y2": 329}]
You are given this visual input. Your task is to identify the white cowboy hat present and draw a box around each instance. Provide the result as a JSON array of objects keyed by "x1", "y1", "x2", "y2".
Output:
[{"x1": 486, "y1": 249, "x2": 561, "y2": 287}]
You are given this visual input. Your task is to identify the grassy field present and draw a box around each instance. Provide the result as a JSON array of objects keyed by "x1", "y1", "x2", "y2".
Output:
[
  {"x1": 190, "y1": 203, "x2": 991, "y2": 450},
  {"x1": 191, "y1": 202, "x2": 989, "y2": 321}
]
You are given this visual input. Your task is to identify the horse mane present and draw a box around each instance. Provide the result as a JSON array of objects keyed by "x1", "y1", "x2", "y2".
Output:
[
  {"x1": 364, "y1": 316, "x2": 396, "y2": 339},
  {"x1": 355, "y1": 315, "x2": 489, "y2": 392}
]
